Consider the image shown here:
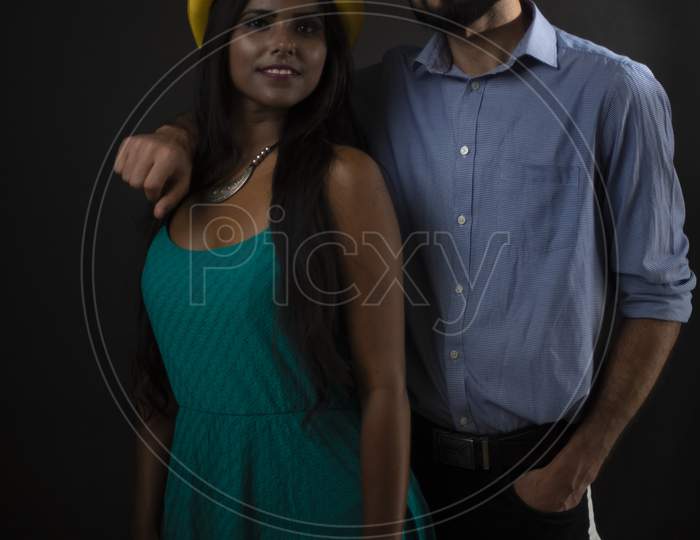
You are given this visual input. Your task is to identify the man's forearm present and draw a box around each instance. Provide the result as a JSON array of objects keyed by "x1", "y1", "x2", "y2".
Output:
[
  {"x1": 157, "y1": 111, "x2": 198, "y2": 156},
  {"x1": 558, "y1": 317, "x2": 681, "y2": 486}
]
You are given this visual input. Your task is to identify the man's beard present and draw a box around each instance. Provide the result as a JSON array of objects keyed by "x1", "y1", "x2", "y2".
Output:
[{"x1": 408, "y1": 0, "x2": 501, "y2": 33}]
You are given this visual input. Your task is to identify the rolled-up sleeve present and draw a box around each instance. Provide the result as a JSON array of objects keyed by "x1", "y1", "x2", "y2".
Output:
[{"x1": 601, "y1": 61, "x2": 695, "y2": 322}]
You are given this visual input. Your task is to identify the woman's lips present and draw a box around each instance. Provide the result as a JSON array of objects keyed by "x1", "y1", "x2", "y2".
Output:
[{"x1": 256, "y1": 68, "x2": 301, "y2": 80}]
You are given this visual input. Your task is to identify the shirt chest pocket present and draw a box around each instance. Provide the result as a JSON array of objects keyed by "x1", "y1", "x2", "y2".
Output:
[{"x1": 496, "y1": 162, "x2": 583, "y2": 255}]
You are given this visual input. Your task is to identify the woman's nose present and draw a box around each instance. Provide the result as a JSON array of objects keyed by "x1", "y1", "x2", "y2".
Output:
[{"x1": 269, "y1": 23, "x2": 297, "y2": 55}]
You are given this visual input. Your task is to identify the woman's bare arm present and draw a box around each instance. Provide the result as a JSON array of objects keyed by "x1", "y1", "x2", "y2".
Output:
[
  {"x1": 327, "y1": 146, "x2": 409, "y2": 539},
  {"x1": 132, "y1": 404, "x2": 178, "y2": 540}
]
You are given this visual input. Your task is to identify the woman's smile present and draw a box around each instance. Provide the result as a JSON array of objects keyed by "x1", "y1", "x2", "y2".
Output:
[{"x1": 256, "y1": 63, "x2": 302, "y2": 80}]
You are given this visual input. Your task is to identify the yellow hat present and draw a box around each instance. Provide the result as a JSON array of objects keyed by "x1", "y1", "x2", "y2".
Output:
[{"x1": 188, "y1": 0, "x2": 364, "y2": 48}]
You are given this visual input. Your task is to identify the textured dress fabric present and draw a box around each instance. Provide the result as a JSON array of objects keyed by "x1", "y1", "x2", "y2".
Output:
[{"x1": 141, "y1": 221, "x2": 436, "y2": 539}]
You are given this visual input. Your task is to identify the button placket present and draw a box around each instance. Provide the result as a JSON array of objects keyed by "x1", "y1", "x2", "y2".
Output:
[
  {"x1": 444, "y1": 74, "x2": 484, "y2": 435},
  {"x1": 457, "y1": 78, "x2": 486, "y2": 434}
]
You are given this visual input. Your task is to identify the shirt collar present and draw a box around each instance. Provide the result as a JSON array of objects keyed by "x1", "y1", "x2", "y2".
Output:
[{"x1": 411, "y1": 0, "x2": 558, "y2": 76}]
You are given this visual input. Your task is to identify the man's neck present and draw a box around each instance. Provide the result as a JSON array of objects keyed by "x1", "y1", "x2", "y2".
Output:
[{"x1": 446, "y1": 0, "x2": 531, "y2": 77}]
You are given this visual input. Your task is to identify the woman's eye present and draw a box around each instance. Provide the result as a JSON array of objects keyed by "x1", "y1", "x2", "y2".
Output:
[
  {"x1": 297, "y1": 21, "x2": 322, "y2": 34},
  {"x1": 244, "y1": 18, "x2": 269, "y2": 29},
  {"x1": 241, "y1": 17, "x2": 321, "y2": 34}
]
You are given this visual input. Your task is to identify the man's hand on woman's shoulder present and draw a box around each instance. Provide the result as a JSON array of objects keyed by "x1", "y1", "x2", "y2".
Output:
[{"x1": 113, "y1": 125, "x2": 194, "y2": 220}]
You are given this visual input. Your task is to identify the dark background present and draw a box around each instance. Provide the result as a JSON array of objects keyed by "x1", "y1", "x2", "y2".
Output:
[{"x1": 3, "y1": 1, "x2": 698, "y2": 538}]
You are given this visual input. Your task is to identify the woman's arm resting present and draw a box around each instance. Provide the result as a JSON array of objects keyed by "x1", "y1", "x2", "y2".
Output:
[{"x1": 327, "y1": 146, "x2": 410, "y2": 539}]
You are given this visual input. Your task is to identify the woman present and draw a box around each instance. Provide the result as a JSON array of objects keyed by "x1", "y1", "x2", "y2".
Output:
[{"x1": 130, "y1": 0, "x2": 436, "y2": 538}]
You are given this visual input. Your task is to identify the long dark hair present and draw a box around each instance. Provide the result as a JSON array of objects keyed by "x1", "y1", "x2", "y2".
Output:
[{"x1": 130, "y1": 0, "x2": 361, "y2": 427}]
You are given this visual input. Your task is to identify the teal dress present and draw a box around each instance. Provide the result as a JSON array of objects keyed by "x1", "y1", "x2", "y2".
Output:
[{"x1": 141, "y1": 220, "x2": 436, "y2": 539}]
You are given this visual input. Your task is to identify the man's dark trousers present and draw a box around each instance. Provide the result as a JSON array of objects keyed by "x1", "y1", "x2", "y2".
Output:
[{"x1": 410, "y1": 411, "x2": 597, "y2": 539}]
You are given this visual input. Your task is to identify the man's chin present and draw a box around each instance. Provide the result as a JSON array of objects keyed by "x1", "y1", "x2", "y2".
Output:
[{"x1": 409, "y1": 0, "x2": 502, "y2": 32}]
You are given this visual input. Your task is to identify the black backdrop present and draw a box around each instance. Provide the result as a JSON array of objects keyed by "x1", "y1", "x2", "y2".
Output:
[{"x1": 3, "y1": 1, "x2": 698, "y2": 538}]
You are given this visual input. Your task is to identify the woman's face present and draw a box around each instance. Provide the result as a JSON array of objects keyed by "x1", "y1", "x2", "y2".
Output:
[{"x1": 228, "y1": 0, "x2": 327, "y2": 110}]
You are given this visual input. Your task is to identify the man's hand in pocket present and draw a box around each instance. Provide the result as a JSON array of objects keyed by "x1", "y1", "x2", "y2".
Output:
[{"x1": 513, "y1": 454, "x2": 591, "y2": 513}]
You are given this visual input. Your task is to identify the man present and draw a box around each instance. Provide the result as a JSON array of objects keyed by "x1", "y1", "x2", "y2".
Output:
[{"x1": 115, "y1": 1, "x2": 695, "y2": 538}]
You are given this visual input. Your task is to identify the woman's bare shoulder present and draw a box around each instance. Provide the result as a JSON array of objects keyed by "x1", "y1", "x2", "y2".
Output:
[
  {"x1": 327, "y1": 145, "x2": 387, "y2": 201},
  {"x1": 326, "y1": 145, "x2": 399, "y2": 242},
  {"x1": 165, "y1": 192, "x2": 199, "y2": 244}
]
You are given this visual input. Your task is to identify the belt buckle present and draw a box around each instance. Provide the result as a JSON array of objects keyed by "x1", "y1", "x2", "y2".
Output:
[{"x1": 433, "y1": 428, "x2": 489, "y2": 471}]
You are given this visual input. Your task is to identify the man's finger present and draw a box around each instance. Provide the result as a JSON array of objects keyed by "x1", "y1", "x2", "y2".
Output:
[
  {"x1": 113, "y1": 137, "x2": 132, "y2": 177},
  {"x1": 154, "y1": 180, "x2": 190, "y2": 220},
  {"x1": 143, "y1": 158, "x2": 175, "y2": 203},
  {"x1": 128, "y1": 152, "x2": 155, "y2": 191}
]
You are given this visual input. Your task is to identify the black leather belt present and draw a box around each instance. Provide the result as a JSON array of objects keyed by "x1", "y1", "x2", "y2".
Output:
[
  {"x1": 413, "y1": 412, "x2": 576, "y2": 474},
  {"x1": 432, "y1": 428, "x2": 493, "y2": 471}
]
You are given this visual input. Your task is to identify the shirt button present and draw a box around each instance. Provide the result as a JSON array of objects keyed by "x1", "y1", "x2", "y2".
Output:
[
  {"x1": 457, "y1": 215, "x2": 467, "y2": 225},
  {"x1": 455, "y1": 284, "x2": 464, "y2": 294},
  {"x1": 450, "y1": 350, "x2": 460, "y2": 360},
  {"x1": 471, "y1": 80, "x2": 481, "y2": 91},
  {"x1": 460, "y1": 416, "x2": 469, "y2": 427},
  {"x1": 459, "y1": 145, "x2": 470, "y2": 156}
]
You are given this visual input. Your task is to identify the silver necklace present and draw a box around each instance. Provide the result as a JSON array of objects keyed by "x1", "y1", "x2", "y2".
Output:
[{"x1": 202, "y1": 143, "x2": 278, "y2": 203}]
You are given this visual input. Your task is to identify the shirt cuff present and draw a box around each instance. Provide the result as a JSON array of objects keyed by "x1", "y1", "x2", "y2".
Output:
[{"x1": 618, "y1": 272, "x2": 696, "y2": 322}]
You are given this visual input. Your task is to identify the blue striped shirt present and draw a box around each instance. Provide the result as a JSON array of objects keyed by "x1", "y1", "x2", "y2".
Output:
[{"x1": 351, "y1": 1, "x2": 695, "y2": 434}]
